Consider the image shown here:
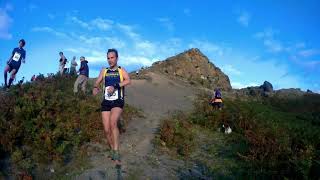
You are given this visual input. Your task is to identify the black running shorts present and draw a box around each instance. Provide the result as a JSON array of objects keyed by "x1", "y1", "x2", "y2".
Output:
[
  {"x1": 101, "y1": 99, "x2": 124, "y2": 112},
  {"x1": 8, "y1": 61, "x2": 21, "y2": 73}
]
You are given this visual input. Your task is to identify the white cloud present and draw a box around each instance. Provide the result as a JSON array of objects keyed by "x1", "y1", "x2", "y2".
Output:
[
  {"x1": 254, "y1": 28, "x2": 279, "y2": 39},
  {"x1": 117, "y1": 23, "x2": 139, "y2": 40},
  {"x1": 222, "y1": 65, "x2": 242, "y2": 75},
  {"x1": 157, "y1": 18, "x2": 174, "y2": 31},
  {"x1": 69, "y1": 16, "x2": 114, "y2": 31},
  {"x1": 105, "y1": 37, "x2": 126, "y2": 49},
  {"x1": 216, "y1": 51, "x2": 303, "y2": 90},
  {"x1": 0, "y1": 4, "x2": 13, "y2": 39},
  {"x1": 31, "y1": 27, "x2": 68, "y2": 38},
  {"x1": 91, "y1": 18, "x2": 113, "y2": 31},
  {"x1": 76, "y1": 35, "x2": 126, "y2": 49},
  {"x1": 78, "y1": 35, "x2": 104, "y2": 46},
  {"x1": 158, "y1": 38, "x2": 183, "y2": 56},
  {"x1": 290, "y1": 55, "x2": 320, "y2": 69},
  {"x1": 263, "y1": 39, "x2": 283, "y2": 53},
  {"x1": 134, "y1": 40, "x2": 157, "y2": 56},
  {"x1": 70, "y1": 16, "x2": 90, "y2": 29},
  {"x1": 121, "y1": 55, "x2": 158, "y2": 66},
  {"x1": 237, "y1": 11, "x2": 250, "y2": 27},
  {"x1": 65, "y1": 47, "x2": 90, "y2": 54},
  {"x1": 85, "y1": 50, "x2": 106, "y2": 64},
  {"x1": 254, "y1": 28, "x2": 284, "y2": 53},
  {"x1": 303, "y1": 60, "x2": 320, "y2": 68},
  {"x1": 231, "y1": 82, "x2": 259, "y2": 89},
  {"x1": 298, "y1": 49, "x2": 320, "y2": 57},
  {"x1": 85, "y1": 51, "x2": 158, "y2": 67}
]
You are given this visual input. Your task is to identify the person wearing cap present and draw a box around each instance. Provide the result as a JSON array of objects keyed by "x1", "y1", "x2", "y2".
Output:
[
  {"x1": 3, "y1": 39, "x2": 27, "y2": 89},
  {"x1": 73, "y1": 56, "x2": 89, "y2": 93}
]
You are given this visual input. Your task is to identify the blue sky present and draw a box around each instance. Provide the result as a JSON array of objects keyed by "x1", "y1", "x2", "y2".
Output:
[{"x1": 0, "y1": 0, "x2": 319, "y2": 92}]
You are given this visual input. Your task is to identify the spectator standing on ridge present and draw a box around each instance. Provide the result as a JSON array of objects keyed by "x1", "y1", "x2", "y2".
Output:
[
  {"x1": 70, "y1": 56, "x2": 78, "y2": 76},
  {"x1": 3, "y1": 39, "x2": 27, "y2": 89},
  {"x1": 58, "y1": 52, "x2": 67, "y2": 75},
  {"x1": 31, "y1": 75, "x2": 36, "y2": 82},
  {"x1": 73, "y1": 56, "x2": 89, "y2": 93},
  {"x1": 18, "y1": 77, "x2": 24, "y2": 85},
  {"x1": 92, "y1": 49, "x2": 131, "y2": 165}
]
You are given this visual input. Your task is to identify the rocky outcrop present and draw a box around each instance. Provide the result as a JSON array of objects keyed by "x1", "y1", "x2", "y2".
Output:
[
  {"x1": 260, "y1": 81, "x2": 273, "y2": 92},
  {"x1": 148, "y1": 48, "x2": 232, "y2": 91}
]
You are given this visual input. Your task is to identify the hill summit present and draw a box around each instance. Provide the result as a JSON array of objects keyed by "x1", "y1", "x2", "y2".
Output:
[{"x1": 146, "y1": 48, "x2": 232, "y2": 91}]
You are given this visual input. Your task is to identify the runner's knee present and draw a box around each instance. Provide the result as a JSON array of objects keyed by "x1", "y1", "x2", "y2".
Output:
[
  {"x1": 4, "y1": 66, "x2": 9, "y2": 73},
  {"x1": 104, "y1": 126, "x2": 112, "y2": 134},
  {"x1": 110, "y1": 120, "x2": 118, "y2": 130},
  {"x1": 10, "y1": 71, "x2": 16, "y2": 78}
]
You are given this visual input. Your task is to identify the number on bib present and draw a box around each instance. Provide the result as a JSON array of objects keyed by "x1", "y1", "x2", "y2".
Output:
[
  {"x1": 12, "y1": 52, "x2": 21, "y2": 61},
  {"x1": 104, "y1": 86, "x2": 118, "y2": 101}
]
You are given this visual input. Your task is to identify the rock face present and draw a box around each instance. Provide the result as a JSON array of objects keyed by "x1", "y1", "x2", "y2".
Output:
[
  {"x1": 260, "y1": 81, "x2": 273, "y2": 92},
  {"x1": 148, "y1": 48, "x2": 232, "y2": 91},
  {"x1": 307, "y1": 89, "x2": 313, "y2": 93},
  {"x1": 234, "y1": 81, "x2": 274, "y2": 98}
]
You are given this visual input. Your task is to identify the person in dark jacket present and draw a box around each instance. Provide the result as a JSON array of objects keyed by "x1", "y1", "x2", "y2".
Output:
[{"x1": 73, "y1": 56, "x2": 89, "y2": 93}]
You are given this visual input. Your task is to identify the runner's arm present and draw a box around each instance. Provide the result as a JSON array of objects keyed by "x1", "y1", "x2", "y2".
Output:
[
  {"x1": 22, "y1": 51, "x2": 26, "y2": 63},
  {"x1": 92, "y1": 68, "x2": 104, "y2": 95},
  {"x1": 93, "y1": 68, "x2": 105, "y2": 88},
  {"x1": 119, "y1": 68, "x2": 131, "y2": 87},
  {"x1": 7, "y1": 56, "x2": 11, "y2": 64},
  {"x1": 7, "y1": 49, "x2": 14, "y2": 63}
]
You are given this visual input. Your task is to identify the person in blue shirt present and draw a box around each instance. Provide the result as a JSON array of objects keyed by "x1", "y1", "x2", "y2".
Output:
[{"x1": 3, "y1": 39, "x2": 26, "y2": 89}]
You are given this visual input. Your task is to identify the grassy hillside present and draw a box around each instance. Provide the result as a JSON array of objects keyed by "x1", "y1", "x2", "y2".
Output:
[
  {"x1": 158, "y1": 92, "x2": 320, "y2": 179},
  {"x1": 0, "y1": 74, "x2": 142, "y2": 178}
]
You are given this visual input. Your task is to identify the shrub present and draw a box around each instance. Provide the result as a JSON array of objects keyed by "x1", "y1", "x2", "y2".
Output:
[
  {"x1": 159, "y1": 111, "x2": 195, "y2": 156},
  {"x1": 0, "y1": 75, "x2": 142, "y2": 176},
  {"x1": 163, "y1": 91, "x2": 320, "y2": 179}
]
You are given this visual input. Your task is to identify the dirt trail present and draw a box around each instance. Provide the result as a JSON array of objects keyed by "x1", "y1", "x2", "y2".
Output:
[{"x1": 76, "y1": 72, "x2": 195, "y2": 179}]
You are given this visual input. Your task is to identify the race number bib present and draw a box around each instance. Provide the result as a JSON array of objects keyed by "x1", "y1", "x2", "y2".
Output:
[
  {"x1": 12, "y1": 52, "x2": 21, "y2": 61},
  {"x1": 104, "y1": 86, "x2": 118, "y2": 101}
]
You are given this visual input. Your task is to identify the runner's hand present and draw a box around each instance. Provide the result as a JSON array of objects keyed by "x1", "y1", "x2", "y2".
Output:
[
  {"x1": 93, "y1": 87, "x2": 100, "y2": 96},
  {"x1": 107, "y1": 86, "x2": 115, "y2": 94}
]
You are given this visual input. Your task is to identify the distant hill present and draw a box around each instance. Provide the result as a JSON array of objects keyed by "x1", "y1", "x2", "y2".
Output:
[
  {"x1": 132, "y1": 48, "x2": 317, "y2": 98},
  {"x1": 132, "y1": 48, "x2": 232, "y2": 91}
]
